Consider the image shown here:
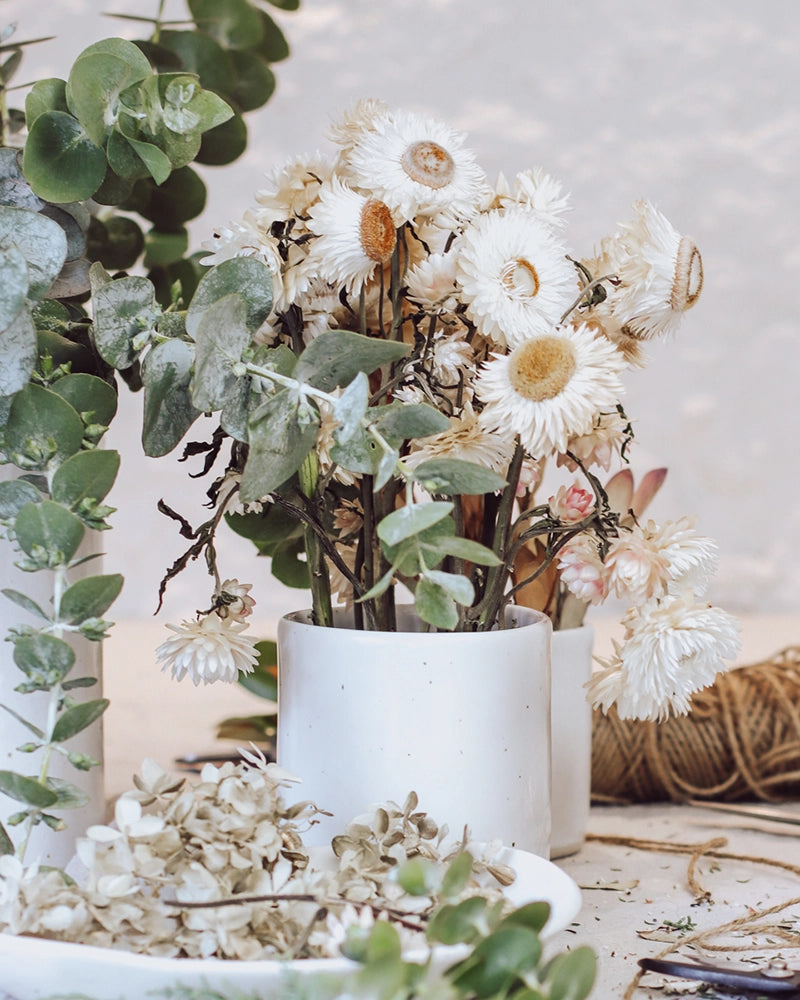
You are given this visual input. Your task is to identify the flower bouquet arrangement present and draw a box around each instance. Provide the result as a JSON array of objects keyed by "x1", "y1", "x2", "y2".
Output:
[{"x1": 99, "y1": 99, "x2": 743, "y2": 722}]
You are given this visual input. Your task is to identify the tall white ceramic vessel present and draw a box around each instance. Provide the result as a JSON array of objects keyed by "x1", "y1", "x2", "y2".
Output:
[{"x1": 277, "y1": 604, "x2": 552, "y2": 857}]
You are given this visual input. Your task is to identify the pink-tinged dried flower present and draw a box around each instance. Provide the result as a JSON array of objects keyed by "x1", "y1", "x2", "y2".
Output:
[
  {"x1": 215, "y1": 579, "x2": 255, "y2": 622},
  {"x1": 556, "y1": 536, "x2": 608, "y2": 605},
  {"x1": 587, "y1": 593, "x2": 741, "y2": 720},
  {"x1": 549, "y1": 483, "x2": 595, "y2": 524},
  {"x1": 604, "y1": 526, "x2": 670, "y2": 604},
  {"x1": 156, "y1": 615, "x2": 258, "y2": 686}
]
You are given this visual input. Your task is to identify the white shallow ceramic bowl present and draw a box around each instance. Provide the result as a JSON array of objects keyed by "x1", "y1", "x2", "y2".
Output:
[{"x1": 0, "y1": 845, "x2": 581, "y2": 1000}]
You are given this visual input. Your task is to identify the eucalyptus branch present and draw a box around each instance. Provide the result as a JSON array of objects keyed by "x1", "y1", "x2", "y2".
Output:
[{"x1": 559, "y1": 271, "x2": 621, "y2": 325}]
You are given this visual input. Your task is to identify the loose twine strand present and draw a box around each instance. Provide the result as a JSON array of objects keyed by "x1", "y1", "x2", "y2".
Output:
[
  {"x1": 584, "y1": 834, "x2": 800, "y2": 1000},
  {"x1": 591, "y1": 647, "x2": 800, "y2": 803}
]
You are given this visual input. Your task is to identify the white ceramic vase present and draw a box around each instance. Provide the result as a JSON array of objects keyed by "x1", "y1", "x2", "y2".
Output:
[
  {"x1": 277, "y1": 604, "x2": 552, "y2": 857},
  {"x1": 0, "y1": 469, "x2": 106, "y2": 866},
  {"x1": 550, "y1": 624, "x2": 594, "y2": 858}
]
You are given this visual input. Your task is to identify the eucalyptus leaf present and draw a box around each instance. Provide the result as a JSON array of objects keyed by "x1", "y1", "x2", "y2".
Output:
[
  {"x1": 197, "y1": 113, "x2": 247, "y2": 166},
  {"x1": 240, "y1": 389, "x2": 319, "y2": 502},
  {"x1": 15, "y1": 500, "x2": 86, "y2": 565},
  {"x1": 331, "y1": 371, "x2": 368, "y2": 444},
  {"x1": 0, "y1": 704, "x2": 46, "y2": 740},
  {"x1": 255, "y1": 9, "x2": 290, "y2": 62},
  {"x1": 441, "y1": 851, "x2": 474, "y2": 899},
  {"x1": 43, "y1": 776, "x2": 91, "y2": 809},
  {"x1": 294, "y1": 329, "x2": 409, "y2": 392},
  {"x1": 188, "y1": 0, "x2": 265, "y2": 50},
  {"x1": 498, "y1": 901, "x2": 551, "y2": 935},
  {"x1": 119, "y1": 132, "x2": 173, "y2": 185},
  {"x1": 412, "y1": 457, "x2": 507, "y2": 496},
  {"x1": 0, "y1": 822, "x2": 12, "y2": 856},
  {"x1": 271, "y1": 536, "x2": 310, "y2": 589},
  {"x1": 49, "y1": 373, "x2": 118, "y2": 427},
  {"x1": 0, "y1": 770, "x2": 58, "y2": 808},
  {"x1": 377, "y1": 502, "x2": 453, "y2": 547},
  {"x1": 414, "y1": 577, "x2": 458, "y2": 630},
  {"x1": 448, "y1": 926, "x2": 542, "y2": 996},
  {"x1": 375, "y1": 402, "x2": 450, "y2": 442},
  {"x1": 0, "y1": 204, "x2": 68, "y2": 302},
  {"x1": 186, "y1": 257, "x2": 273, "y2": 340},
  {"x1": 374, "y1": 444, "x2": 400, "y2": 491},
  {"x1": 0, "y1": 305, "x2": 36, "y2": 397},
  {"x1": 229, "y1": 49, "x2": 276, "y2": 111},
  {"x1": 13, "y1": 633, "x2": 76, "y2": 682},
  {"x1": 142, "y1": 338, "x2": 200, "y2": 457},
  {"x1": 143, "y1": 227, "x2": 189, "y2": 267},
  {"x1": 1, "y1": 588, "x2": 49, "y2": 622},
  {"x1": 0, "y1": 244, "x2": 28, "y2": 330},
  {"x1": 3, "y1": 383, "x2": 84, "y2": 469},
  {"x1": 0, "y1": 479, "x2": 42, "y2": 519},
  {"x1": 159, "y1": 29, "x2": 235, "y2": 96},
  {"x1": 50, "y1": 699, "x2": 109, "y2": 743},
  {"x1": 422, "y1": 570, "x2": 473, "y2": 608},
  {"x1": 59, "y1": 573, "x2": 123, "y2": 625},
  {"x1": 91, "y1": 273, "x2": 160, "y2": 369},
  {"x1": 22, "y1": 111, "x2": 107, "y2": 203},
  {"x1": 426, "y1": 535, "x2": 502, "y2": 567},
  {"x1": 24, "y1": 77, "x2": 69, "y2": 126},
  {"x1": 67, "y1": 44, "x2": 151, "y2": 146},
  {"x1": 543, "y1": 946, "x2": 597, "y2": 1000},
  {"x1": 428, "y1": 897, "x2": 488, "y2": 946},
  {"x1": 237, "y1": 640, "x2": 278, "y2": 701},
  {"x1": 51, "y1": 449, "x2": 121, "y2": 512},
  {"x1": 191, "y1": 294, "x2": 250, "y2": 412}
]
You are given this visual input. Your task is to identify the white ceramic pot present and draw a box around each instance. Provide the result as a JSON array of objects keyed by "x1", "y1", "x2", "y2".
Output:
[
  {"x1": 277, "y1": 604, "x2": 552, "y2": 857},
  {"x1": 0, "y1": 468, "x2": 106, "y2": 866},
  {"x1": 550, "y1": 624, "x2": 594, "y2": 859}
]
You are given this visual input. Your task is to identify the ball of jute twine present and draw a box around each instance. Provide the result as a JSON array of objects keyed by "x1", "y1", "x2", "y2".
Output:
[{"x1": 591, "y1": 645, "x2": 800, "y2": 803}]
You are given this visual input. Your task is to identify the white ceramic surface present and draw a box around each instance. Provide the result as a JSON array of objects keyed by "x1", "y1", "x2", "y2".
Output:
[
  {"x1": 277, "y1": 605, "x2": 552, "y2": 856},
  {"x1": 0, "y1": 468, "x2": 106, "y2": 867},
  {"x1": 550, "y1": 625, "x2": 594, "y2": 859},
  {"x1": 0, "y1": 845, "x2": 581, "y2": 1000}
]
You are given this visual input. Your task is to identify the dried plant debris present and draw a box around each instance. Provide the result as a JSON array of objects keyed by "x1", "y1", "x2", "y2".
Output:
[{"x1": 0, "y1": 751, "x2": 514, "y2": 960}]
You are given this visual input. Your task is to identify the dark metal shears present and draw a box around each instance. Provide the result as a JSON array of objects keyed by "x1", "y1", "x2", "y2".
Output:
[{"x1": 639, "y1": 957, "x2": 800, "y2": 995}]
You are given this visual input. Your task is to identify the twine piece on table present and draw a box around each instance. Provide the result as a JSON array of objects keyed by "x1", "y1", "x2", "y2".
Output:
[
  {"x1": 591, "y1": 647, "x2": 800, "y2": 803},
  {"x1": 585, "y1": 834, "x2": 800, "y2": 1000}
]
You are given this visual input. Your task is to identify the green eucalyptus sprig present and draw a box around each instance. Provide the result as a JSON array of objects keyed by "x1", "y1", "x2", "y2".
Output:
[
  {"x1": 0, "y1": 0, "x2": 298, "y2": 859},
  {"x1": 88, "y1": 254, "x2": 506, "y2": 632}
]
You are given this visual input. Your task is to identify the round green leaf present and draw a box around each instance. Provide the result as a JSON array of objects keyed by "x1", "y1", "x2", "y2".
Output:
[
  {"x1": 23, "y1": 111, "x2": 107, "y2": 203},
  {"x1": 15, "y1": 499, "x2": 86, "y2": 564},
  {"x1": 25, "y1": 77, "x2": 69, "y2": 126},
  {"x1": 196, "y1": 113, "x2": 247, "y2": 165},
  {"x1": 3, "y1": 383, "x2": 85, "y2": 469},
  {"x1": 67, "y1": 43, "x2": 152, "y2": 145},
  {"x1": 187, "y1": 257, "x2": 273, "y2": 339},
  {"x1": 415, "y1": 576, "x2": 458, "y2": 630},
  {"x1": 229, "y1": 50, "x2": 276, "y2": 111},
  {"x1": 50, "y1": 373, "x2": 118, "y2": 426},
  {"x1": 255, "y1": 9, "x2": 290, "y2": 62},
  {"x1": 0, "y1": 204, "x2": 68, "y2": 302},
  {"x1": 86, "y1": 214, "x2": 145, "y2": 270},
  {"x1": 188, "y1": 0, "x2": 264, "y2": 50},
  {"x1": 59, "y1": 573, "x2": 123, "y2": 625},
  {"x1": 271, "y1": 537, "x2": 311, "y2": 589},
  {"x1": 92, "y1": 165, "x2": 135, "y2": 206},
  {"x1": 143, "y1": 228, "x2": 189, "y2": 269},
  {"x1": 91, "y1": 273, "x2": 160, "y2": 369},
  {"x1": 38, "y1": 204, "x2": 87, "y2": 263},
  {"x1": 264, "y1": 0, "x2": 300, "y2": 10},
  {"x1": 0, "y1": 478, "x2": 42, "y2": 518},
  {"x1": 0, "y1": 147, "x2": 43, "y2": 212},
  {"x1": 545, "y1": 947, "x2": 597, "y2": 1000},
  {"x1": 106, "y1": 128, "x2": 151, "y2": 182},
  {"x1": 51, "y1": 449, "x2": 121, "y2": 511},
  {"x1": 159, "y1": 29, "x2": 236, "y2": 96},
  {"x1": 130, "y1": 167, "x2": 207, "y2": 228}
]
